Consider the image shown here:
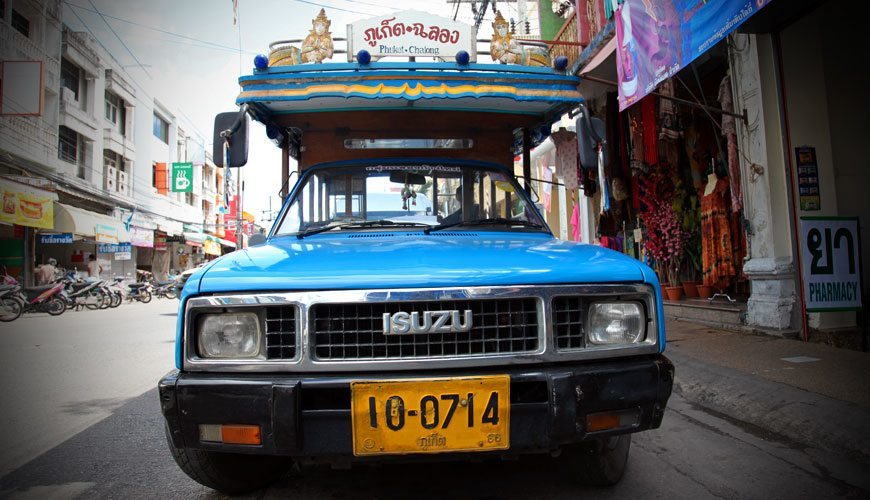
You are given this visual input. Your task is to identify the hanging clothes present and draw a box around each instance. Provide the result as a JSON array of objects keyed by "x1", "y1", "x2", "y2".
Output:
[
  {"x1": 701, "y1": 177, "x2": 736, "y2": 291},
  {"x1": 540, "y1": 163, "x2": 553, "y2": 212},
  {"x1": 658, "y1": 79, "x2": 682, "y2": 140},
  {"x1": 570, "y1": 203, "x2": 581, "y2": 242},
  {"x1": 641, "y1": 95, "x2": 658, "y2": 166},
  {"x1": 718, "y1": 74, "x2": 743, "y2": 212},
  {"x1": 550, "y1": 129, "x2": 580, "y2": 190}
]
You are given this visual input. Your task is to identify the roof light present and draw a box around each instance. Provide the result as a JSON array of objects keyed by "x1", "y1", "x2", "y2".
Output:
[
  {"x1": 455, "y1": 50, "x2": 470, "y2": 66},
  {"x1": 254, "y1": 54, "x2": 268, "y2": 70},
  {"x1": 357, "y1": 50, "x2": 371, "y2": 66}
]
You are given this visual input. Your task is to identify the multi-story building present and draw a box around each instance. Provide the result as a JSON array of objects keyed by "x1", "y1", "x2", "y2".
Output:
[{"x1": 1, "y1": 1, "x2": 229, "y2": 284}]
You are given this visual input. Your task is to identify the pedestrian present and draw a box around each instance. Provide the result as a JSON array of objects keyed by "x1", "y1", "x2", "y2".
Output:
[
  {"x1": 87, "y1": 254, "x2": 103, "y2": 278},
  {"x1": 35, "y1": 258, "x2": 57, "y2": 285}
]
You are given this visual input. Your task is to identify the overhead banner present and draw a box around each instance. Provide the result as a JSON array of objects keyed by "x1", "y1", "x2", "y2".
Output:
[
  {"x1": 171, "y1": 162, "x2": 193, "y2": 192},
  {"x1": 0, "y1": 179, "x2": 55, "y2": 229},
  {"x1": 130, "y1": 226, "x2": 154, "y2": 248},
  {"x1": 616, "y1": 0, "x2": 771, "y2": 110},
  {"x1": 799, "y1": 217, "x2": 863, "y2": 312},
  {"x1": 95, "y1": 223, "x2": 119, "y2": 244}
]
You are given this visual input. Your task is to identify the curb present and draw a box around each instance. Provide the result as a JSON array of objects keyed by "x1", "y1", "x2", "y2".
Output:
[{"x1": 668, "y1": 352, "x2": 870, "y2": 463}]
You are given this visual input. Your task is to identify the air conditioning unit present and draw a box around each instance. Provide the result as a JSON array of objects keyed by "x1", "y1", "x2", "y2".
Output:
[
  {"x1": 105, "y1": 166, "x2": 117, "y2": 191},
  {"x1": 117, "y1": 170, "x2": 128, "y2": 194}
]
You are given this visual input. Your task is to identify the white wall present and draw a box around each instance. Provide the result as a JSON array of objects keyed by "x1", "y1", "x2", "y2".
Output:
[{"x1": 778, "y1": 2, "x2": 868, "y2": 329}]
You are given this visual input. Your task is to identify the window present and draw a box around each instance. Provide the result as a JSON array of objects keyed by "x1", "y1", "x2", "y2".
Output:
[
  {"x1": 153, "y1": 113, "x2": 169, "y2": 143},
  {"x1": 58, "y1": 126, "x2": 79, "y2": 164},
  {"x1": 185, "y1": 191, "x2": 194, "y2": 206},
  {"x1": 153, "y1": 162, "x2": 168, "y2": 195},
  {"x1": 104, "y1": 91, "x2": 126, "y2": 135},
  {"x1": 11, "y1": 9, "x2": 29, "y2": 37},
  {"x1": 103, "y1": 149, "x2": 118, "y2": 170},
  {"x1": 60, "y1": 58, "x2": 81, "y2": 101}
]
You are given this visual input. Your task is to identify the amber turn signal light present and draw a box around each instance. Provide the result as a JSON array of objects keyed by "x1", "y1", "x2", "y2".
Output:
[{"x1": 585, "y1": 408, "x2": 641, "y2": 432}]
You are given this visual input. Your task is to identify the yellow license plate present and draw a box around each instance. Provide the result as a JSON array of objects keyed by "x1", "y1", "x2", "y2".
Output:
[{"x1": 351, "y1": 375, "x2": 510, "y2": 456}]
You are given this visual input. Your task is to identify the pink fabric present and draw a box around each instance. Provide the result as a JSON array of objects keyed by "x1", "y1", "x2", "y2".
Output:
[{"x1": 570, "y1": 204, "x2": 581, "y2": 242}]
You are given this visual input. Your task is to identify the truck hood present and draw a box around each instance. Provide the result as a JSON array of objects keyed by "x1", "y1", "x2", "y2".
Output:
[{"x1": 197, "y1": 232, "x2": 649, "y2": 293}]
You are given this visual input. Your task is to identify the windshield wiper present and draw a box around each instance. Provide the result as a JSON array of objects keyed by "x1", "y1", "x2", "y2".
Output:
[
  {"x1": 425, "y1": 217, "x2": 544, "y2": 234},
  {"x1": 296, "y1": 219, "x2": 430, "y2": 239}
]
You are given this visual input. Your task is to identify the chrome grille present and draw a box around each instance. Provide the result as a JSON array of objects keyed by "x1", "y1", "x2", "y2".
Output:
[
  {"x1": 553, "y1": 296, "x2": 584, "y2": 349},
  {"x1": 265, "y1": 306, "x2": 297, "y2": 359},
  {"x1": 311, "y1": 298, "x2": 539, "y2": 360}
]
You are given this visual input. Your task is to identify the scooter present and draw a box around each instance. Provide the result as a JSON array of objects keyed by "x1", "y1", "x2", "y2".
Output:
[
  {"x1": 127, "y1": 281, "x2": 153, "y2": 303},
  {"x1": 20, "y1": 280, "x2": 67, "y2": 316},
  {"x1": 63, "y1": 273, "x2": 106, "y2": 310},
  {"x1": 152, "y1": 280, "x2": 178, "y2": 300},
  {"x1": 0, "y1": 284, "x2": 23, "y2": 322}
]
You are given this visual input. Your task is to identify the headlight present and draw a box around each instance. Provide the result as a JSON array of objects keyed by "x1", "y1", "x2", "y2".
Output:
[
  {"x1": 587, "y1": 302, "x2": 645, "y2": 345},
  {"x1": 197, "y1": 312, "x2": 261, "y2": 358}
]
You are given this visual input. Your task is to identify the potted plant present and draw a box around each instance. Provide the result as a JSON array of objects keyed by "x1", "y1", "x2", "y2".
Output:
[
  {"x1": 639, "y1": 164, "x2": 687, "y2": 301},
  {"x1": 681, "y1": 231, "x2": 702, "y2": 298}
]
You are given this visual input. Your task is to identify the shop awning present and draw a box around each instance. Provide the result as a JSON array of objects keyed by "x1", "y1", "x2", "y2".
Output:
[
  {"x1": 217, "y1": 237, "x2": 236, "y2": 248},
  {"x1": 158, "y1": 219, "x2": 184, "y2": 236},
  {"x1": 183, "y1": 231, "x2": 206, "y2": 246},
  {"x1": 53, "y1": 203, "x2": 130, "y2": 243}
]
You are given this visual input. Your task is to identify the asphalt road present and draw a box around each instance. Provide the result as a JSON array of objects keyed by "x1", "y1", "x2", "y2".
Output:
[{"x1": 0, "y1": 302, "x2": 866, "y2": 499}]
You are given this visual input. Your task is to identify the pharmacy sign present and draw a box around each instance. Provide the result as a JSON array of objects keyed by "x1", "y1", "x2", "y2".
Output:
[{"x1": 799, "y1": 217, "x2": 863, "y2": 312}]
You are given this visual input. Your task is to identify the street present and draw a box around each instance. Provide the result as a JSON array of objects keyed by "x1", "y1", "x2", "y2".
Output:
[{"x1": 1, "y1": 303, "x2": 868, "y2": 499}]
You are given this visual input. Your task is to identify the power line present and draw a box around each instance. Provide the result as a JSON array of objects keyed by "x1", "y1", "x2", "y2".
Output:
[
  {"x1": 292, "y1": 0, "x2": 375, "y2": 16},
  {"x1": 86, "y1": 0, "x2": 152, "y2": 80},
  {"x1": 64, "y1": 2, "x2": 257, "y2": 55}
]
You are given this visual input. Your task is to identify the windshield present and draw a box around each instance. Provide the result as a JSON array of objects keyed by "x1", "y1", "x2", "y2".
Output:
[{"x1": 274, "y1": 164, "x2": 547, "y2": 236}]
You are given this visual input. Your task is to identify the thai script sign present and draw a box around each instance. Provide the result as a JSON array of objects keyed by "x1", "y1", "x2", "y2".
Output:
[
  {"x1": 616, "y1": 0, "x2": 772, "y2": 110},
  {"x1": 130, "y1": 226, "x2": 154, "y2": 248},
  {"x1": 800, "y1": 217, "x2": 863, "y2": 312},
  {"x1": 98, "y1": 242, "x2": 132, "y2": 254},
  {"x1": 348, "y1": 10, "x2": 475, "y2": 61},
  {"x1": 796, "y1": 146, "x2": 821, "y2": 211},
  {"x1": 39, "y1": 233, "x2": 73, "y2": 244}
]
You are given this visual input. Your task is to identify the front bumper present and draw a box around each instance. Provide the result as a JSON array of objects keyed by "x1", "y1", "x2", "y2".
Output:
[{"x1": 159, "y1": 355, "x2": 673, "y2": 462}]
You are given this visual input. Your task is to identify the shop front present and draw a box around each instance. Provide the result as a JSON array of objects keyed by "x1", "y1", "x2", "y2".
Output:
[
  {"x1": 42, "y1": 203, "x2": 131, "y2": 279},
  {"x1": 0, "y1": 176, "x2": 57, "y2": 285}
]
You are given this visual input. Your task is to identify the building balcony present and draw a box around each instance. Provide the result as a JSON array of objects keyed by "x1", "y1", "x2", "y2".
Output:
[
  {"x1": 0, "y1": 23, "x2": 61, "y2": 93},
  {"x1": 103, "y1": 128, "x2": 136, "y2": 160},
  {"x1": 60, "y1": 93, "x2": 99, "y2": 135},
  {"x1": 548, "y1": 11, "x2": 581, "y2": 72},
  {"x1": 62, "y1": 28, "x2": 101, "y2": 75},
  {"x1": 0, "y1": 116, "x2": 58, "y2": 168}
]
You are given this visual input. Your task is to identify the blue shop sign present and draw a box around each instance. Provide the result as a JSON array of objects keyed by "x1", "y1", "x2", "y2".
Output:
[
  {"x1": 98, "y1": 242, "x2": 132, "y2": 254},
  {"x1": 39, "y1": 233, "x2": 73, "y2": 244}
]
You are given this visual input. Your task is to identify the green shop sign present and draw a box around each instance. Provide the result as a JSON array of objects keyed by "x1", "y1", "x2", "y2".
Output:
[{"x1": 171, "y1": 162, "x2": 193, "y2": 192}]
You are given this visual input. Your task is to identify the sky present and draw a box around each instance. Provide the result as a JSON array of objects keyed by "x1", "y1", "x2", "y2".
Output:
[{"x1": 59, "y1": 0, "x2": 539, "y2": 228}]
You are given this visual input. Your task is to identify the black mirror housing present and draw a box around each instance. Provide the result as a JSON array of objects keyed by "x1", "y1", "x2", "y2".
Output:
[
  {"x1": 388, "y1": 171, "x2": 427, "y2": 185},
  {"x1": 576, "y1": 110, "x2": 606, "y2": 170},
  {"x1": 213, "y1": 111, "x2": 249, "y2": 168}
]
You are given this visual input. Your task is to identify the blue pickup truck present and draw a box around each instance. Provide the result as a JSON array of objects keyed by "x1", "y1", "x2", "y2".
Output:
[{"x1": 159, "y1": 11, "x2": 673, "y2": 494}]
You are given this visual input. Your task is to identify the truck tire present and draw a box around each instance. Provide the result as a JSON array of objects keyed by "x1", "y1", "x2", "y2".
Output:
[
  {"x1": 165, "y1": 426, "x2": 290, "y2": 494},
  {"x1": 563, "y1": 434, "x2": 631, "y2": 486}
]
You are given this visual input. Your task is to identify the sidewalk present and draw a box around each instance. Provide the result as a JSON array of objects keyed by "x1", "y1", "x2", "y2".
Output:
[{"x1": 664, "y1": 319, "x2": 870, "y2": 464}]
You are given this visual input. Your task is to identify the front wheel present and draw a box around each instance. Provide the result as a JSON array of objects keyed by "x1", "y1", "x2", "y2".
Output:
[
  {"x1": 0, "y1": 297, "x2": 23, "y2": 322},
  {"x1": 163, "y1": 288, "x2": 177, "y2": 300},
  {"x1": 138, "y1": 290, "x2": 152, "y2": 303},
  {"x1": 46, "y1": 296, "x2": 66, "y2": 316},
  {"x1": 560, "y1": 434, "x2": 631, "y2": 486},
  {"x1": 84, "y1": 291, "x2": 106, "y2": 310},
  {"x1": 109, "y1": 291, "x2": 122, "y2": 308},
  {"x1": 165, "y1": 426, "x2": 290, "y2": 494}
]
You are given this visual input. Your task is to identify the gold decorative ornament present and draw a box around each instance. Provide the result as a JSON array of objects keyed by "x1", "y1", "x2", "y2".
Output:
[
  {"x1": 268, "y1": 8, "x2": 334, "y2": 66},
  {"x1": 490, "y1": 11, "x2": 550, "y2": 67}
]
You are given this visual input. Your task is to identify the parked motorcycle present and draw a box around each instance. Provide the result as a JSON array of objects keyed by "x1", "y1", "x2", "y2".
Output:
[
  {"x1": 0, "y1": 284, "x2": 23, "y2": 322},
  {"x1": 20, "y1": 281, "x2": 67, "y2": 316},
  {"x1": 62, "y1": 274, "x2": 107, "y2": 311},
  {"x1": 152, "y1": 280, "x2": 178, "y2": 300},
  {"x1": 127, "y1": 282, "x2": 153, "y2": 303}
]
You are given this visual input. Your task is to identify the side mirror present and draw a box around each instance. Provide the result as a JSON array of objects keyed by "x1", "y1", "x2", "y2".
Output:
[
  {"x1": 389, "y1": 171, "x2": 426, "y2": 185},
  {"x1": 248, "y1": 233, "x2": 267, "y2": 246},
  {"x1": 213, "y1": 110, "x2": 249, "y2": 168},
  {"x1": 576, "y1": 106, "x2": 606, "y2": 170}
]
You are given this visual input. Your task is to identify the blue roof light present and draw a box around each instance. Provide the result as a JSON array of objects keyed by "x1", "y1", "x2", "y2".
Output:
[
  {"x1": 455, "y1": 50, "x2": 470, "y2": 66},
  {"x1": 357, "y1": 50, "x2": 371, "y2": 66},
  {"x1": 254, "y1": 54, "x2": 269, "y2": 70}
]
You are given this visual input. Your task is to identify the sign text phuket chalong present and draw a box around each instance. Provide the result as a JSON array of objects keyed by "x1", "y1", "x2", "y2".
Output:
[{"x1": 349, "y1": 10, "x2": 476, "y2": 61}]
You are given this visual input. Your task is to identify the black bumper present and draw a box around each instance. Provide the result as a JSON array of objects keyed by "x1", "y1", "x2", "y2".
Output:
[{"x1": 159, "y1": 355, "x2": 673, "y2": 461}]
